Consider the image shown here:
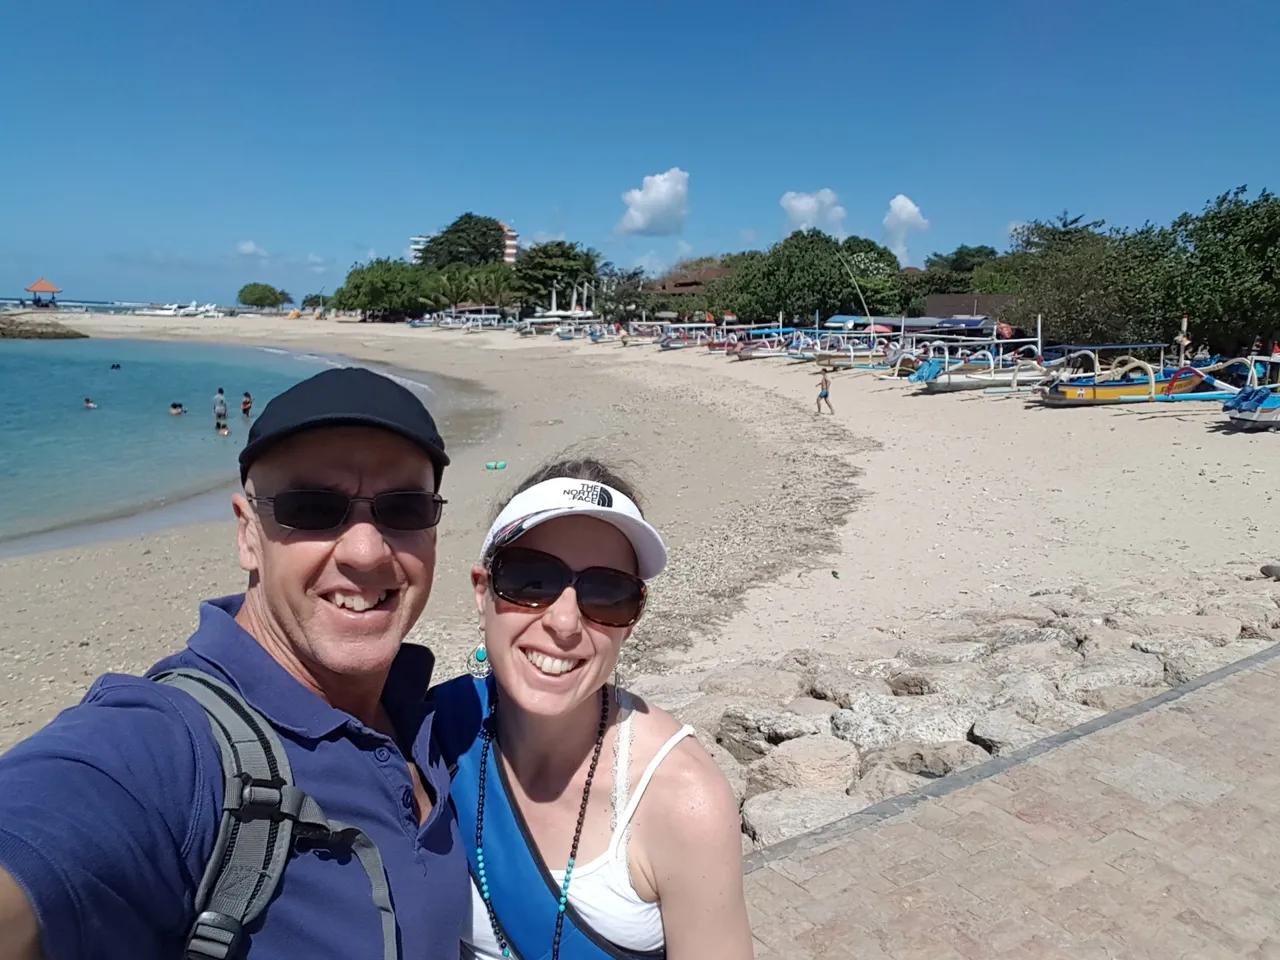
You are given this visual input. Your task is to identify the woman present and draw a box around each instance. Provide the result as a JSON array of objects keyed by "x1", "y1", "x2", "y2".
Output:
[{"x1": 433, "y1": 458, "x2": 751, "y2": 960}]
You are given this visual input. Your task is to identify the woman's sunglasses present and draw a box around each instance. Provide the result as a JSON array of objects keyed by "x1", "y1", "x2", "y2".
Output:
[
  {"x1": 487, "y1": 546, "x2": 646, "y2": 628},
  {"x1": 249, "y1": 489, "x2": 446, "y2": 532}
]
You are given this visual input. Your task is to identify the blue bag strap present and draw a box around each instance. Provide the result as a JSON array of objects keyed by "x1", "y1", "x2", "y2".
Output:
[{"x1": 432, "y1": 676, "x2": 664, "y2": 960}]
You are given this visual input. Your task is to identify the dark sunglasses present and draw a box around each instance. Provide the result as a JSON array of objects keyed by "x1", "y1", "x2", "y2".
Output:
[
  {"x1": 249, "y1": 489, "x2": 445, "y2": 532},
  {"x1": 487, "y1": 546, "x2": 646, "y2": 628}
]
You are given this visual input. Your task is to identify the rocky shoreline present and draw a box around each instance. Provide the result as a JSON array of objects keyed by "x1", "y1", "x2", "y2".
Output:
[
  {"x1": 0, "y1": 313, "x2": 88, "y2": 339},
  {"x1": 631, "y1": 571, "x2": 1280, "y2": 851}
]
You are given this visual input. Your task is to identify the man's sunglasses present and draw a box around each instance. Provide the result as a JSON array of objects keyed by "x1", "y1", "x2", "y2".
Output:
[
  {"x1": 249, "y1": 489, "x2": 446, "y2": 532},
  {"x1": 488, "y1": 546, "x2": 646, "y2": 628}
]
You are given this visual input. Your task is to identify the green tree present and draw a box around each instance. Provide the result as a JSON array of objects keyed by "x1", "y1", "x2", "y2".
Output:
[
  {"x1": 924, "y1": 244, "x2": 999, "y2": 273},
  {"x1": 277, "y1": 290, "x2": 293, "y2": 306},
  {"x1": 514, "y1": 241, "x2": 601, "y2": 309},
  {"x1": 301, "y1": 293, "x2": 331, "y2": 308},
  {"x1": 471, "y1": 263, "x2": 518, "y2": 311},
  {"x1": 329, "y1": 258, "x2": 433, "y2": 320},
  {"x1": 237, "y1": 282, "x2": 289, "y2": 308},
  {"x1": 417, "y1": 213, "x2": 506, "y2": 268}
]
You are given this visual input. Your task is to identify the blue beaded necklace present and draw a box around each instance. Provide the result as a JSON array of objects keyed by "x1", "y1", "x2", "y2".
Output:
[{"x1": 476, "y1": 687, "x2": 611, "y2": 960}]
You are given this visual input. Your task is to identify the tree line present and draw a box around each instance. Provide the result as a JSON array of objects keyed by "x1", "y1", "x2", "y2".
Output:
[{"x1": 313, "y1": 187, "x2": 1279, "y2": 351}]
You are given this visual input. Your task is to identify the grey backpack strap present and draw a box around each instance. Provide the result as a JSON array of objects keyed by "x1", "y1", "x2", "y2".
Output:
[{"x1": 155, "y1": 669, "x2": 398, "y2": 960}]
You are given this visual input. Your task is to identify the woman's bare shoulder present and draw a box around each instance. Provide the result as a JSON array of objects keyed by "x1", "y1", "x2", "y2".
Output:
[{"x1": 622, "y1": 690, "x2": 736, "y2": 830}]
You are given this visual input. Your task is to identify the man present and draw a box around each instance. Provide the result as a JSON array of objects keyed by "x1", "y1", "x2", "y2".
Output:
[
  {"x1": 0, "y1": 367, "x2": 468, "y2": 959},
  {"x1": 214, "y1": 387, "x2": 229, "y2": 431}
]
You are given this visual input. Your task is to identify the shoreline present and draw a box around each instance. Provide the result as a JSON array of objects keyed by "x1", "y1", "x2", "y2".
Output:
[
  {"x1": 0, "y1": 334, "x2": 498, "y2": 556},
  {"x1": 5, "y1": 312, "x2": 1277, "y2": 852}
]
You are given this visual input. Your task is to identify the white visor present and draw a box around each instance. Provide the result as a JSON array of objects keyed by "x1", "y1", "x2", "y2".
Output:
[{"x1": 479, "y1": 477, "x2": 667, "y2": 580}]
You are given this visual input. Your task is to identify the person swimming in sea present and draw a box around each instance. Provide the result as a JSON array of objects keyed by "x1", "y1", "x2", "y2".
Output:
[
  {"x1": 241, "y1": 392, "x2": 253, "y2": 418},
  {"x1": 213, "y1": 387, "x2": 228, "y2": 431},
  {"x1": 110, "y1": 363, "x2": 121, "y2": 370},
  {"x1": 83, "y1": 398, "x2": 97, "y2": 409},
  {"x1": 216, "y1": 422, "x2": 229, "y2": 436},
  {"x1": 169, "y1": 402, "x2": 186, "y2": 416}
]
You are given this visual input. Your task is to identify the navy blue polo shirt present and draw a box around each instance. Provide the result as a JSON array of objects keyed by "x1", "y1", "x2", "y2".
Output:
[{"x1": 0, "y1": 595, "x2": 468, "y2": 959}]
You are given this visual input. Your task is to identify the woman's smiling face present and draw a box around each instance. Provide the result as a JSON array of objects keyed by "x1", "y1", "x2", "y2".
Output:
[{"x1": 472, "y1": 515, "x2": 639, "y2": 718}]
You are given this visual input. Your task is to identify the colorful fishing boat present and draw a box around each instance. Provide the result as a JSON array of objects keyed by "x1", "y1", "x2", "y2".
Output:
[{"x1": 1035, "y1": 346, "x2": 1242, "y2": 407}]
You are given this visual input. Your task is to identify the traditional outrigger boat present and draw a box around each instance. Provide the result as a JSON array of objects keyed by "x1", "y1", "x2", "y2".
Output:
[
  {"x1": 916, "y1": 342, "x2": 1046, "y2": 393},
  {"x1": 1166, "y1": 356, "x2": 1280, "y2": 427},
  {"x1": 1034, "y1": 344, "x2": 1248, "y2": 407}
]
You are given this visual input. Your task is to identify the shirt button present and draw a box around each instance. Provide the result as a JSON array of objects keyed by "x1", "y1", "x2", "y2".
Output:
[
  {"x1": 401, "y1": 786, "x2": 414, "y2": 810},
  {"x1": 374, "y1": 746, "x2": 391, "y2": 763}
]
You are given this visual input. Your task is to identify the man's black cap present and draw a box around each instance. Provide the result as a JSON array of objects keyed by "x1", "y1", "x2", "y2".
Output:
[{"x1": 238, "y1": 367, "x2": 449, "y2": 485}]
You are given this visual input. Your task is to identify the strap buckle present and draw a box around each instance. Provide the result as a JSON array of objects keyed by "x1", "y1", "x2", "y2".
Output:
[
  {"x1": 186, "y1": 910, "x2": 247, "y2": 960},
  {"x1": 224, "y1": 773, "x2": 299, "y2": 822}
]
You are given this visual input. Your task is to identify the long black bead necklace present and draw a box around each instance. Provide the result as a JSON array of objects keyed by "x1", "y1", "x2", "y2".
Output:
[{"x1": 476, "y1": 686, "x2": 611, "y2": 960}]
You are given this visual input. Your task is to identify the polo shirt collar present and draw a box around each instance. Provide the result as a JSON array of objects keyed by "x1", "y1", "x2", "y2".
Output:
[{"x1": 186, "y1": 594, "x2": 437, "y2": 741}]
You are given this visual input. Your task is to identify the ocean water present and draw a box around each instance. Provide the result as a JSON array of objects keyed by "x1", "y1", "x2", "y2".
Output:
[{"x1": 0, "y1": 338, "x2": 435, "y2": 543}]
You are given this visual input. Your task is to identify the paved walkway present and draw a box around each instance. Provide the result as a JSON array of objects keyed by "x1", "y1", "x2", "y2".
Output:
[{"x1": 743, "y1": 646, "x2": 1280, "y2": 959}]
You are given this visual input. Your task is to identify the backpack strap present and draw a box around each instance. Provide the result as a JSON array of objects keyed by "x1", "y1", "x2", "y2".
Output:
[{"x1": 154, "y1": 668, "x2": 398, "y2": 960}]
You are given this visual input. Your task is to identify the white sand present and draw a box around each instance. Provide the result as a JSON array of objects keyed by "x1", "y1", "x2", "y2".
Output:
[{"x1": 1, "y1": 312, "x2": 1274, "y2": 748}]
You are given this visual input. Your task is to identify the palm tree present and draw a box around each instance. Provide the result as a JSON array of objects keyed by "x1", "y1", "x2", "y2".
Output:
[{"x1": 438, "y1": 266, "x2": 475, "y2": 311}]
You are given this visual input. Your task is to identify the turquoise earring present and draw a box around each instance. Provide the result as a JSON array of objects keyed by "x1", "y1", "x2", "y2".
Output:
[{"x1": 468, "y1": 627, "x2": 492, "y2": 679}]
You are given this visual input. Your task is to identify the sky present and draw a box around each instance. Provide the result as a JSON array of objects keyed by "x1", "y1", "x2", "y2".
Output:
[{"x1": 3, "y1": 0, "x2": 1278, "y2": 303}]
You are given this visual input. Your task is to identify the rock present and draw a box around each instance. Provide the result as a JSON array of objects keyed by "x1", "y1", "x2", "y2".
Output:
[
  {"x1": 785, "y1": 696, "x2": 840, "y2": 717},
  {"x1": 698, "y1": 663, "x2": 806, "y2": 701},
  {"x1": 1056, "y1": 656, "x2": 1165, "y2": 702},
  {"x1": 1163, "y1": 638, "x2": 1273, "y2": 685},
  {"x1": 745, "y1": 735, "x2": 860, "y2": 798},
  {"x1": 1076, "y1": 622, "x2": 1144, "y2": 660},
  {"x1": 670, "y1": 694, "x2": 740, "y2": 737},
  {"x1": 905, "y1": 619, "x2": 982, "y2": 643},
  {"x1": 896, "y1": 642, "x2": 990, "y2": 666},
  {"x1": 806, "y1": 671, "x2": 893, "y2": 708},
  {"x1": 861, "y1": 740, "x2": 990, "y2": 779},
  {"x1": 1116, "y1": 614, "x2": 1243, "y2": 648},
  {"x1": 626, "y1": 674, "x2": 704, "y2": 713},
  {"x1": 830, "y1": 693, "x2": 980, "y2": 751},
  {"x1": 0, "y1": 316, "x2": 88, "y2": 340},
  {"x1": 980, "y1": 625, "x2": 1075, "y2": 651},
  {"x1": 991, "y1": 672, "x2": 1060, "y2": 713},
  {"x1": 715, "y1": 706, "x2": 828, "y2": 762},
  {"x1": 985, "y1": 639, "x2": 1082, "y2": 678},
  {"x1": 741, "y1": 832, "x2": 755, "y2": 855},
  {"x1": 697, "y1": 733, "x2": 748, "y2": 807},
  {"x1": 1199, "y1": 599, "x2": 1279, "y2": 638},
  {"x1": 955, "y1": 604, "x2": 1061, "y2": 627},
  {"x1": 847, "y1": 764, "x2": 930, "y2": 805},
  {"x1": 1026, "y1": 698, "x2": 1106, "y2": 732},
  {"x1": 970, "y1": 709, "x2": 1044, "y2": 756},
  {"x1": 741, "y1": 787, "x2": 866, "y2": 846},
  {"x1": 887, "y1": 663, "x2": 1002, "y2": 706},
  {"x1": 1082, "y1": 684, "x2": 1155, "y2": 712}
]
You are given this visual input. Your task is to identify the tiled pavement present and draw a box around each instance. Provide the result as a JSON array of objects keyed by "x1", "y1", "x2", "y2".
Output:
[{"x1": 742, "y1": 646, "x2": 1280, "y2": 959}]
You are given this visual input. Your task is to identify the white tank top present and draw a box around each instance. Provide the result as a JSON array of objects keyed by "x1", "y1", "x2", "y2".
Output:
[{"x1": 462, "y1": 694, "x2": 694, "y2": 959}]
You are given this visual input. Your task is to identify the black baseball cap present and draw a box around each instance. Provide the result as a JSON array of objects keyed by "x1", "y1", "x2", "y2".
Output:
[{"x1": 238, "y1": 367, "x2": 450, "y2": 485}]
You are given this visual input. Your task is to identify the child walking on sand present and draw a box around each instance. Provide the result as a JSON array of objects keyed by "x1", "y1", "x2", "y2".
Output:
[{"x1": 816, "y1": 371, "x2": 834, "y2": 414}]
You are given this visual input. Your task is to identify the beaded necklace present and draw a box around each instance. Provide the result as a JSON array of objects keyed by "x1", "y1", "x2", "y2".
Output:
[{"x1": 476, "y1": 687, "x2": 611, "y2": 960}]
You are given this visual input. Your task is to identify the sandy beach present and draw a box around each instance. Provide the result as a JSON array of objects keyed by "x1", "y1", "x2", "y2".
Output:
[{"x1": 4, "y1": 312, "x2": 1278, "y2": 846}]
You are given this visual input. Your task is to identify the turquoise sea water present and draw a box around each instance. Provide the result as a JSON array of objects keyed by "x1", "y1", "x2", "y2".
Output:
[{"x1": 0, "y1": 339, "x2": 369, "y2": 541}]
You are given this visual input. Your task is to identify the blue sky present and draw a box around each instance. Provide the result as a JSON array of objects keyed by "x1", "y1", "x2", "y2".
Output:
[{"x1": 3, "y1": 0, "x2": 1277, "y2": 303}]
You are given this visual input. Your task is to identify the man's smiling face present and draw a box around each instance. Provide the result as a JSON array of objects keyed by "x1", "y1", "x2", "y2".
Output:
[{"x1": 234, "y1": 426, "x2": 438, "y2": 684}]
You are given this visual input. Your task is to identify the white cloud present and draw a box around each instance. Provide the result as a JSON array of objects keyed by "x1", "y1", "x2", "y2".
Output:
[
  {"x1": 306, "y1": 253, "x2": 327, "y2": 274},
  {"x1": 1005, "y1": 220, "x2": 1027, "y2": 237},
  {"x1": 634, "y1": 251, "x2": 665, "y2": 275},
  {"x1": 882, "y1": 194, "x2": 929, "y2": 264},
  {"x1": 616, "y1": 167, "x2": 689, "y2": 236},
  {"x1": 530, "y1": 230, "x2": 566, "y2": 245},
  {"x1": 780, "y1": 189, "x2": 847, "y2": 235},
  {"x1": 739, "y1": 228, "x2": 757, "y2": 245},
  {"x1": 675, "y1": 239, "x2": 693, "y2": 257},
  {"x1": 236, "y1": 240, "x2": 269, "y2": 261}
]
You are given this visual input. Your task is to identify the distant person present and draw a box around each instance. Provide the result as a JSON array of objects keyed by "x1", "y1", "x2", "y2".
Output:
[
  {"x1": 169, "y1": 402, "x2": 186, "y2": 416},
  {"x1": 216, "y1": 423, "x2": 230, "y2": 437},
  {"x1": 213, "y1": 387, "x2": 228, "y2": 431},
  {"x1": 110, "y1": 363, "x2": 121, "y2": 370},
  {"x1": 816, "y1": 371, "x2": 834, "y2": 414},
  {"x1": 241, "y1": 392, "x2": 253, "y2": 418},
  {"x1": 83, "y1": 398, "x2": 96, "y2": 410}
]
